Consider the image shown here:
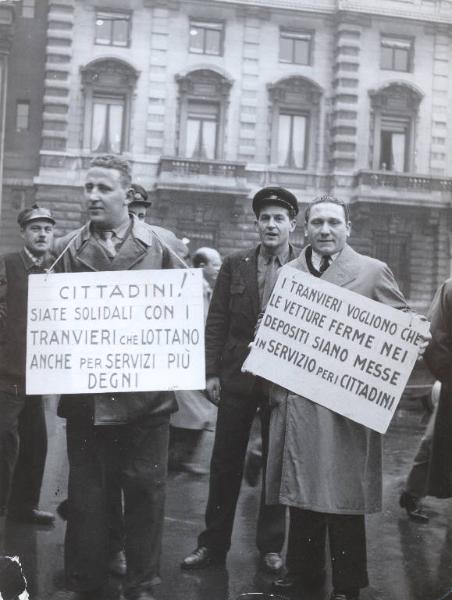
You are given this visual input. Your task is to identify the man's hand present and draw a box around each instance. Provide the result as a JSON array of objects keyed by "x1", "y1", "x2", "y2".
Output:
[{"x1": 206, "y1": 376, "x2": 221, "y2": 406}]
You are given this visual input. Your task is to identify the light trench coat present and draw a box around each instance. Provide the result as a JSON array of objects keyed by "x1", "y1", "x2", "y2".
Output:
[{"x1": 266, "y1": 244, "x2": 408, "y2": 514}]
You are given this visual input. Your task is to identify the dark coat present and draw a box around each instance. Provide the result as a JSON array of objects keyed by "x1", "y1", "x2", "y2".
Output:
[
  {"x1": 55, "y1": 216, "x2": 178, "y2": 424},
  {"x1": 424, "y1": 278, "x2": 452, "y2": 497},
  {"x1": 0, "y1": 250, "x2": 53, "y2": 384},
  {"x1": 205, "y1": 244, "x2": 296, "y2": 396}
]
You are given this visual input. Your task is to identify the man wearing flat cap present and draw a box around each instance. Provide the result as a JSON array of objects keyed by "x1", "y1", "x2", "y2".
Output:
[
  {"x1": 182, "y1": 187, "x2": 298, "y2": 572},
  {"x1": 128, "y1": 183, "x2": 152, "y2": 222},
  {"x1": 0, "y1": 205, "x2": 56, "y2": 543}
]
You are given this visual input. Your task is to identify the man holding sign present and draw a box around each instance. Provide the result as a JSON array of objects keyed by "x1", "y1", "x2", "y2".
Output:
[
  {"x1": 266, "y1": 196, "x2": 422, "y2": 600},
  {"x1": 54, "y1": 155, "x2": 178, "y2": 600}
]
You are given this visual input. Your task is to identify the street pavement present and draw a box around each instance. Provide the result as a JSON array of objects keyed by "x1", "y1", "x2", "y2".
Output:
[{"x1": 3, "y1": 398, "x2": 452, "y2": 600}]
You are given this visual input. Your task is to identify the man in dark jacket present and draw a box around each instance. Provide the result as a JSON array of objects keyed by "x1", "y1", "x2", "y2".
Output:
[
  {"x1": 0, "y1": 205, "x2": 56, "y2": 544},
  {"x1": 424, "y1": 279, "x2": 452, "y2": 499},
  {"x1": 182, "y1": 187, "x2": 298, "y2": 572},
  {"x1": 55, "y1": 154, "x2": 178, "y2": 600}
]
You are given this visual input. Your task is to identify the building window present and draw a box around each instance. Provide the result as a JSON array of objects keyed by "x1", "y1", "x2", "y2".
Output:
[
  {"x1": 379, "y1": 117, "x2": 410, "y2": 172},
  {"x1": 189, "y1": 20, "x2": 223, "y2": 56},
  {"x1": 369, "y1": 83, "x2": 423, "y2": 173},
  {"x1": 279, "y1": 30, "x2": 312, "y2": 65},
  {"x1": 277, "y1": 113, "x2": 308, "y2": 168},
  {"x1": 95, "y1": 11, "x2": 130, "y2": 47},
  {"x1": 268, "y1": 76, "x2": 322, "y2": 170},
  {"x1": 373, "y1": 232, "x2": 411, "y2": 296},
  {"x1": 16, "y1": 101, "x2": 30, "y2": 131},
  {"x1": 22, "y1": 0, "x2": 35, "y2": 18},
  {"x1": 91, "y1": 95, "x2": 125, "y2": 154},
  {"x1": 380, "y1": 36, "x2": 413, "y2": 72},
  {"x1": 186, "y1": 101, "x2": 219, "y2": 160},
  {"x1": 81, "y1": 59, "x2": 138, "y2": 155},
  {"x1": 176, "y1": 69, "x2": 232, "y2": 160}
]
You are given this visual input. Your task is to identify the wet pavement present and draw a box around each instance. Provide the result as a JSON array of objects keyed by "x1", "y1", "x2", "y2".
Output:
[{"x1": 3, "y1": 397, "x2": 452, "y2": 600}]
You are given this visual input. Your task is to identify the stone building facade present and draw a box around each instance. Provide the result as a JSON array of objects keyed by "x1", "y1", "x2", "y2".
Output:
[{"x1": 2, "y1": 0, "x2": 452, "y2": 312}]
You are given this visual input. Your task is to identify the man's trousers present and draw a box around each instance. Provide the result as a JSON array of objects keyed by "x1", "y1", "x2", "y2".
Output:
[
  {"x1": 198, "y1": 389, "x2": 285, "y2": 554},
  {"x1": 0, "y1": 392, "x2": 46, "y2": 515},
  {"x1": 65, "y1": 414, "x2": 169, "y2": 598},
  {"x1": 286, "y1": 507, "x2": 369, "y2": 592}
]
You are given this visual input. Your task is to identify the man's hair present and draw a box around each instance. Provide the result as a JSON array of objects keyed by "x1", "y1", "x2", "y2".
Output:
[
  {"x1": 304, "y1": 195, "x2": 350, "y2": 224},
  {"x1": 89, "y1": 154, "x2": 132, "y2": 188}
]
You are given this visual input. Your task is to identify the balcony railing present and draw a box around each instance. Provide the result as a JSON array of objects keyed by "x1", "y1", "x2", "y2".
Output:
[
  {"x1": 354, "y1": 170, "x2": 452, "y2": 192},
  {"x1": 158, "y1": 157, "x2": 246, "y2": 179}
]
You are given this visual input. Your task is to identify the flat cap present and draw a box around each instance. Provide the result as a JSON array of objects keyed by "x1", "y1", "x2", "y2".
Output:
[
  {"x1": 252, "y1": 186, "x2": 299, "y2": 216},
  {"x1": 129, "y1": 183, "x2": 152, "y2": 207},
  {"x1": 17, "y1": 204, "x2": 55, "y2": 227}
]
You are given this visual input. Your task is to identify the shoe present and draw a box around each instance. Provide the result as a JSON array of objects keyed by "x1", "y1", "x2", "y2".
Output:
[
  {"x1": 181, "y1": 546, "x2": 226, "y2": 570},
  {"x1": 8, "y1": 508, "x2": 55, "y2": 525},
  {"x1": 109, "y1": 550, "x2": 127, "y2": 576},
  {"x1": 272, "y1": 573, "x2": 302, "y2": 592},
  {"x1": 330, "y1": 591, "x2": 359, "y2": 600},
  {"x1": 57, "y1": 499, "x2": 68, "y2": 521},
  {"x1": 244, "y1": 450, "x2": 262, "y2": 487},
  {"x1": 399, "y1": 491, "x2": 429, "y2": 523},
  {"x1": 261, "y1": 552, "x2": 283, "y2": 573}
]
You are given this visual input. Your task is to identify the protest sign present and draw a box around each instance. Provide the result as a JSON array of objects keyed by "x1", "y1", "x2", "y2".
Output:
[
  {"x1": 26, "y1": 269, "x2": 205, "y2": 395},
  {"x1": 242, "y1": 266, "x2": 430, "y2": 434}
]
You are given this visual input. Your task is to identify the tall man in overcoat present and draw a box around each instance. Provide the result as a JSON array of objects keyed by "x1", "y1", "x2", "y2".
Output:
[
  {"x1": 424, "y1": 279, "x2": 452, "y2": 498},
  {"x1": 55, "y1": 154, "x2": 178, "y2": 600},
  {"x1": 182, "y1": 187, "x2": 297, "y2": 572},
  {"x1": 0, "y1": 206, "x2": 56, "y2": 542},
  {"x1": 268, "y1": 196, "x2": 413, "y2": 600}
]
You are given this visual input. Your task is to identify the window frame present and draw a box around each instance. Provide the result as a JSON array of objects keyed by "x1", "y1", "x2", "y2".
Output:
[
  {"x1": 380, "y1": 34, "x2": 414, "y2": 73},
  {"x1": 90, "y1": 93, "x2": 126, "y2": 154},
  {"x1": 185, "y1": 99, "x2": 220, "y2": 160},
  {"x1": 373, "y1": 231, "x2": 411, "y2": 296},
  {"x1": 276, "y1": 110, "x2": 310, "y2": 169},
  {"x1": 188, "y1": 19, "x2": 224, "y2": 56},
  {"x1": 95, "y1": 10, "x2": 131, "y2": 48},
  {"x1": 279, "y1": 28, "x2": 313, "y2": 66},
  {"x1": 15, "y1": 100, "x2": 30, "y2": 132}
]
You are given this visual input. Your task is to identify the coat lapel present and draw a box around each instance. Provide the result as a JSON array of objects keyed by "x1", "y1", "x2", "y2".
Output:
[
  {"x1": 292, "y1": 245, "x2": 360, "y2": 288},
  {"x1": 239, "y1": 247, "x2": 260, "y2": 317}
]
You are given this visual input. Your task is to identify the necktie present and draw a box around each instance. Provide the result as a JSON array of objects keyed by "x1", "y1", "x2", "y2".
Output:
[
  {"x1": 99, "y1": 230, "x2": 116, "y2": 258},
  {"x1": 262, "y1": 256, "x2": 280, "y2": 308},
  {"x1": 319, "y1": 254, "x2": 331, "y2": 274}
]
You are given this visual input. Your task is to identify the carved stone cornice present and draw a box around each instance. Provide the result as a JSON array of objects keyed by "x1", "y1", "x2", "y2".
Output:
[
  {"x1": 268, "y1": 76, "x2": 322, "y2": 106},
  {"x1": 176, "y1": 69, "x2": 232, "y2": 99},
  {"x1": 81, "y1": 59, "x2": 139, "y2": 89}
]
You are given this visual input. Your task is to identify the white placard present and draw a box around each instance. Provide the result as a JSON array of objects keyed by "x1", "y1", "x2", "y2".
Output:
[
  {"x1": 26, "y1": 269, "x2": 205, "y2": 395},
  {"x1": 242, "y1": 266, "x2": 430, "y2": 434}
]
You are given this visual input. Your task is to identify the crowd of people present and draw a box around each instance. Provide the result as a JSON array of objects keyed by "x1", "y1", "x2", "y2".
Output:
[{"x1": 0, "y1": 153, "x2": 449, "y2": 600}]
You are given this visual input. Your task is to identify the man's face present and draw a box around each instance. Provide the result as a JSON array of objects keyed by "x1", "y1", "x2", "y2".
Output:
[
  {"x1": 129, "y1": 203, "x2": 147, "y2": 221},
  {"x1": 305, "y1": 202, "x2": 351, "y2": 255},
  {"x1": 255, "y1": 204, "x2": 296, "y2": 253},
  {"x1": 84, "y1": 166, "x2": 129, "y2": 228},
  {"x1": 21, "y1": 220, "x2": 54, "y2": 256},
  {"x1": 203, "y1": 252, "x2": 222, "y2": 287}
]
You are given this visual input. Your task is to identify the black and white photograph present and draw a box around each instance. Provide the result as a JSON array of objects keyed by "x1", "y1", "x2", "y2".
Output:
[{"x1": 0, "y1": 1, "x2": 451, "y2": 599}]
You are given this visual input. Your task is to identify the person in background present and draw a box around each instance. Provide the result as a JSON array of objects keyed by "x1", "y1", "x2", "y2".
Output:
[
  {"x1": 170, "y1": 247, "x2": 222, "y2": 474},
  {"x1": 268, "y1": 195, "x2": 427, "y2": 600},
  {"x1": 54, "y1": 154, "x2": 178, "y2": 600},
  {"x1": 399, "y1": 381, "x2": 441, "y2": 522},
  {"x1": 182, "y1": 187, "x2": 298, "y2": 574},
  {"x1": 127, "y1": 184, "x2": 151, "y2": 222},
  {"x1": 0, "y1": 206, "x2": 56, "y2": 546}
]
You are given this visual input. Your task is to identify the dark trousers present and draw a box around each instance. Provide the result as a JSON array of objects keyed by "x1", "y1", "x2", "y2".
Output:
[
  {"x1": 65, "y1": 415, "x2": 169, "y2": 597},
  {"x1": 287, "y1": 507, "x2": 369, "y2": 592},
  {"x1": 0, "y1": 392, "x2": 46, "y2": 513},
  {"x1": 198, "y1": 389, "x2": 285, "y2": 554}
]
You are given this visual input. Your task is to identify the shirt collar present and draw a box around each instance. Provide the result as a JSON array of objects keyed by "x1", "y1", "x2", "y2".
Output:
[
  {"x1": 92, "y1": 216, "x2": 131, "y2": 240},
  {"x1": 259, "y1": 244, "x2": 290, "y2": 266},
  {"x1": 310, "y1": 247, "x2": 341, "y2": 270},
  {"x1": 23, "y1": 246, "x2": 45, "y2": 267}
]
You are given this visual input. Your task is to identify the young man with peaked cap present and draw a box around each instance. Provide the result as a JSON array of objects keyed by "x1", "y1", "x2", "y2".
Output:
[
  {"x1": 54, "y1": 154, "x2": 179, "y2": 600},
  {"x1": 182, "y1": 187, "x2": 298, "y2": 573},
  {"x1": 268, "y1": 195, "x2": 426, "y2": 600},
  {"x1": 0, "y1": 205, "x2": 56, "y2": 542},
  {"x1": 127, "y1": 183, "x2": 152, "y2": 222}
]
